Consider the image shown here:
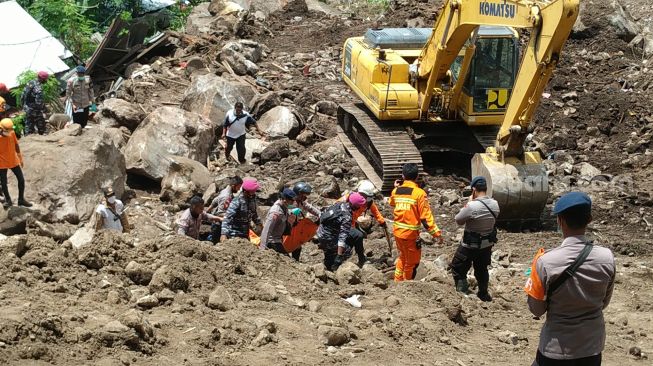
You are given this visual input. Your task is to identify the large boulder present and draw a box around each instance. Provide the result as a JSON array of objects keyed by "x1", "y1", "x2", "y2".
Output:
[
  {"x1": 257, "y1": 106, "x2": 302, "y2": 140},
  {"x1": 123, "y1": 107, "x2": 215, "y2": 181},
  {"x1": 160, "y1": 156, "x2": 212, "y2": 204},
  {"x1": 258, "y1": 139, "x2": 291, "y2": 164},
  {"x1": 98, "y1": 98, "x2": 145, "y2": 131},
  {"x1": 14, "y1": 127, "x2": 125, "y2": 223},
  {"x1": 249, "y1": 92, "x2": 282, "y2": 118},
  {"x1": 182, "y1": 73, "x2": 256, "y2": 127},
  {"x1": 185, "y1": 3, "x2": 214, "y2": 36},
  {"x1": 219, "y1": 48, "x2": 259, "y2": 76},
  {"x1": 222, "y1": 40, "x2": 264, "y2": 63}
]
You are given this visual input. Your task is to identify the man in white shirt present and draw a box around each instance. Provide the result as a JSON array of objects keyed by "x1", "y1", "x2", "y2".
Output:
[
  {"x1": 222, "y1": 102, "x2": 262, "y2": 163},
  {"x1": 95, "y1": 188, "x2": 128, "y2": 233}
]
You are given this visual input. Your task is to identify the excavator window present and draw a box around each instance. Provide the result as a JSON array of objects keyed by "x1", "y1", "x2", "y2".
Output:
[{"x1": 463, "y1": 36, "x2": 518, "y2": 113}]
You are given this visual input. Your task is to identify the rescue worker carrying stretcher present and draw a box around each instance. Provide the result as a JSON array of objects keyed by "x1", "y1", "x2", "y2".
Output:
[
  {"x1": 220, "y1": 178, "x2": 262, "y2": 241},
  {"x1": 259, "y1": 188, "x2": 297, "y2": 254},
  {"x1": 316, "y1": 192, "x2": 367, "y2": 271},
  {"x1": 337, "y1": 180, "x2": 386, "y2": 266},
  {"x1": 450, "y1": 176, "x2": 499, "y2": 301},
  {"x1": 389, "y1": 163, "x2": 442, "y2": 282}
]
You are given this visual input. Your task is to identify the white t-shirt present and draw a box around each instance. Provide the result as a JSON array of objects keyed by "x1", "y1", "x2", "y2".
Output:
[
  {"x1": 224, "y1": 109, "x2": 255, "y2": 139},
  {"x1": 96, "y1": 200, "x2": 124, "y2": 232}
]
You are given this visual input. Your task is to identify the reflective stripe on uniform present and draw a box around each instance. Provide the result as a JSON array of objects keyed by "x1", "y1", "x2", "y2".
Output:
[
  {"x1": 393, "y1": 221, "x2": 421, "y2": 230},
  {"x1": 393, "y1": 197, "x2": 416, "y2": 204}
]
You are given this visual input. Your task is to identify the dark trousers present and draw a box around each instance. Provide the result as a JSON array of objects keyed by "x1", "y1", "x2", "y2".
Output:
[
  {"x1": 73, "y1": 107, "x2": 90, "y2": 128},
  {"x1": 535, "y1": 351, "x2": 601, "y2": 366},
  {"x1": 450, "y1": 245, "x2": 492, "y2": 284},
  {"x1": 225, "y1": 134, "x2": 246, "y2": 163},
  {"x1": 0, "y1": 166, "x2": 25, "y2": 203},
  {"x1": 25, "y1": 110, "x2": 46, "y2": 135},
  {"x1": 211, "y1": 223, "x2": 222, "y2": 244},
  {"x1": 268, "y1": 242, "x2": 302, "y2": 261},
  {"x1": 321, "y1": 228, "x2": 366, "y2": 270}
]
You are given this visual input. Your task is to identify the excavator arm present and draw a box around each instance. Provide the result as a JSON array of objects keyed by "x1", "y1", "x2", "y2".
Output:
[
  {"x1": 415, "y1": 0, "x2": 579, "y2": 225},
  {"x1": 417, "y1": 0, "x2": 579, "y2": 153}
]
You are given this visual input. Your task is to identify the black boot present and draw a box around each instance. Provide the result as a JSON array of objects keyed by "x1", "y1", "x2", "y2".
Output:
[
  {"x1": 455, "y1": 279, "x2": 470, "y2": 294},
  {"x1": 18, "y1": 199, "x2": 32, "y2": 208},
  {"x1": 477, "y1": 282, "x2": 492, "y2": 302}
]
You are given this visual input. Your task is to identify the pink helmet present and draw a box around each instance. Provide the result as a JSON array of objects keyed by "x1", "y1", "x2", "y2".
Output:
[
  {"x1": 348, "y1": 192, "x2": 366, "y2": 209},
  {"x1": 37, "y1": 71, "x2": 49, "y2": 80},
  {"x1": 242, "y1": 178, "x2": 260, "y2": 192}
]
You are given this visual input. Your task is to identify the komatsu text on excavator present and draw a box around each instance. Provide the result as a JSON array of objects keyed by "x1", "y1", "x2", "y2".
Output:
[{"x1": 337, "y1": 0, "x2": 579, "y2": 224}]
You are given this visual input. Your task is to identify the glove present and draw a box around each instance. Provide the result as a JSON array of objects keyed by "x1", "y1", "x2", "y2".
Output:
[
  {"x1": 332, "y1": 254, "x2": 345, "y2": 270},
  {"x1": 379, "y1": 221, "x2": 387, "y2": 228}
]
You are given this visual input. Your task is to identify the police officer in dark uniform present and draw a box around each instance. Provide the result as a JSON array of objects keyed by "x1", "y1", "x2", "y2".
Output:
[{"x1": 450, "y1": 176, "x2": 500, "y2": 301}]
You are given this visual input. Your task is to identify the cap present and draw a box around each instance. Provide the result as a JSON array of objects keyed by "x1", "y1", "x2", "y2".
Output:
[
  {"x1": 37, "y1": 71, "x2": 49, "y2": 80},
  {"x1": 103, "y1": 187, "x2": 115, "y2": 198},
  {"x1": 0, "y1": 83, "x2": 7, "y2": 93},
  {"x1": 348, "y1": 192, "x2": 367, "y2": 209},
  {"x1": 280, "y1": 188, "x2": 297, "y2": 200},
  {"x1": 242, "y1": 178, "x2": 260, "y2": 192},
  {"x1": 76, "y1": 65, "x2": 87, "y2": 73},
  {"x1": 553, "y1": 191, "x2": 591, "y2": 214},
  {"x1": 470, "y1": 176, "x2": 487, "y2": 188}
]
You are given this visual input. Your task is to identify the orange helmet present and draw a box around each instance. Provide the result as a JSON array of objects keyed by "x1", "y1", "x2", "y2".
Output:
[{"x1": 0, "y1": 118, "x2": 14, "y2": 131}]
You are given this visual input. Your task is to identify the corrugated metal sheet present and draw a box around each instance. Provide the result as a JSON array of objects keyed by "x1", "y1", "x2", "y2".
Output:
[{"x1": 0, "y1": 1, "x2": 71, "y2": 89}]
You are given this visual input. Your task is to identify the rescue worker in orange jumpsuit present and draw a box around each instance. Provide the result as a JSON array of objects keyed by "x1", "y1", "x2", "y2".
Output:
[
  {"x1": 389, "y1": 163, "x2": 443, "y2": 281},
  {"x1": 337, "y1": 180, "x2": 386, "y2": 266}
]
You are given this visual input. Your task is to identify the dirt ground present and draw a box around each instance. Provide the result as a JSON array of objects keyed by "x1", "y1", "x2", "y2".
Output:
[{"x1": 1, "y1": 0, "x2": 653, "y2": 364}]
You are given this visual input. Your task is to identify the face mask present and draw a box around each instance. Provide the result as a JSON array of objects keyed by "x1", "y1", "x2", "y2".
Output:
[
  {"x1": 107, "y1": 196, "x2": 116, "y2": 204},
  {"x1": 78, "y1": 76, "x2": 85, "y2": 81}
]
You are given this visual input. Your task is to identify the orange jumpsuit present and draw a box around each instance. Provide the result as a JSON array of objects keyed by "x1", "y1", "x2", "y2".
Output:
[
  {"x1": 338, "y1": 192, "x2": 385, "y2": 226},
  {"x1": 389, "y1": 180, "x2": 440, "y2": 281}
]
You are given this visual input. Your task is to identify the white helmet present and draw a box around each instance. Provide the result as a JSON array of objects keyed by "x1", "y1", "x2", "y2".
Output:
[{"x1": 355, "y1": 180, "x2": 377, "y2": 197}]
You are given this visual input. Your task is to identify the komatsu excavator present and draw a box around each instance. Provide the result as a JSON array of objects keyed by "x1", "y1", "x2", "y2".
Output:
[{"x1": 337, "y1": 0, "x2": 579, "y2": 224}]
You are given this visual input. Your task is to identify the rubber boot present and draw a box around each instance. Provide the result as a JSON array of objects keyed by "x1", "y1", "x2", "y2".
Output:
[
  {"x1": 455, "y1": 279, "x2": 470, "y2": 294},
  {"x1": 477, "y1": 282, "x2": 492, "y2": 302}
]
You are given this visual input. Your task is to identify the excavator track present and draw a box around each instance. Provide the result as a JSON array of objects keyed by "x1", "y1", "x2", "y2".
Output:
[{"x1": 337, "y1": 103, "x2": 423, "y2": 192}]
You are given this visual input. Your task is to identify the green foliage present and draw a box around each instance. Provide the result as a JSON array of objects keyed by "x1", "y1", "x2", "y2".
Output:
[
  {"x1": 168, "y1": 1, "x2": 202, "y2": 31},
  {"x1": 10, "y1": 70, "x2": 61, "y2": 108},
  {"x1": 27, "y1": 0, "x2": 97, "y2": 59},
  {"x1": 11, "y1": 113, "x2": 26, "y2": 137}
]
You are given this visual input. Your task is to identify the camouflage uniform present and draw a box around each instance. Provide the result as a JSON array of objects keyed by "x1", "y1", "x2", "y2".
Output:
[
  {"x1": 220, "y1": 194, "x2": 261, "y2": 239},
  {"x1": 21, "y1": 80, "x2": 47, "y2": 135}
]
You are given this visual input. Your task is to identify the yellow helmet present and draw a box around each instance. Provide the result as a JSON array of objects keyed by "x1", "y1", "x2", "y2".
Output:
[{"x1": 0, "y1": 118, "x2": 13, "y2": 131}]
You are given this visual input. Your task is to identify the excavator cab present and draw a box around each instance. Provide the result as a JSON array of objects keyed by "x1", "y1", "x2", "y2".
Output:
[{"x1": 451, "y1": 26, "x2": 519, "y2": 125}]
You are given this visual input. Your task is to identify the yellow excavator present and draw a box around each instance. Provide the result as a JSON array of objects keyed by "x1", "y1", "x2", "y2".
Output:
[{"x1": 337, "y1": 0, "x2": 579, "y2": 224}]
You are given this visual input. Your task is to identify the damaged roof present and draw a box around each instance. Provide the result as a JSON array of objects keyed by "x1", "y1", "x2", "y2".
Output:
[{"x1": 0, "y1": 1, "x2": 72, "y2": 89}]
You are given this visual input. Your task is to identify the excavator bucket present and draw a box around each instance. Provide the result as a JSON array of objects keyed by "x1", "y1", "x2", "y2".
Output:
[{"x1": 471, "y1": 152, "x2": 549, "y2": 225}]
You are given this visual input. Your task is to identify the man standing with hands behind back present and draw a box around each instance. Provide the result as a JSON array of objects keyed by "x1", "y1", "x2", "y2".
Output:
[
  {"x1": 524, "y1": 192, "x2": 615, "y2": 366},
  {"x1": 222, "y1": 102, "x2": 262, "y2": 164}
]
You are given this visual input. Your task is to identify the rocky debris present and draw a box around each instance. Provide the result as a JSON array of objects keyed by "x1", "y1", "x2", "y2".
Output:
[
  {"x1": 313, "y1": 175, "x2": 341, "y2": 199},
  {"x1": 159, "y1": 156, "x2": 211, "y2": 204},
  {"x1": 335, "y1": 262, "x2": 361, "y2": 285},
  {"x1": 182, "y1": 73, "x2": 256, "y2": 125},
  {"x1": 313, "y1": 264, "x2": 328, "y2": 282},
  {"x1": 258, "y1": 139, "x2": 292, "y2": 164},
  {"x1": 125, "y1": 261, "x2": 154, "y2": 286},
  {"x1": 360, "y1": 264, "x2": 386, "y2": 289},
  {"x1": 19, "y1": 127, "x2": 125, "y2": 224},
  {"x1": 251, "y1": 329, "x2": 277, "y2": 347},
  {"x1": 185, "y1": 3, "x2": 213, "y2": 36},
  {"x1": 47, "y1": 113, "x2": 70, "y2": 130},
  {"x1": 148, "y1": 264, "x2": 190, "y2": 293},
  {"x1": 256, "y1": 283, "x2": 279, "y2": 301},
  {"x1": 318, "y1": 325, "x2": 350, "y2": 346},
  {"x1": 207, "y1": 285, "x2": 235, "y2": 311},
  {"x1": 257, "y1": 106, "x2": 302, "y2": 140},
  {"x1": 104, "y1": 320, "x2": 130, "y2": 333},
  {"x1": 296, "y1": 129, "x2": 315, "y2": 146},
  {"x1": 98, "y1": 98, "x2": 145, "y2": 131},
  {"x1": 137, "y1": 295, "x2": 159, "y2": 309},
  {"x1": 219, "y1": 47, "x2": 259, "y2": 76},
  {"x1": 223, "y1": 40, "x2": 264, "y2": 63},
  {"x1": 249, "y1": 91, "x2": 282, "y2": 118},
  {"x1": 124, "y1": 107, "x2": 216, "y2": 181},
  {"x1": 120, "y1": 309, "x2": 155, "y2": 341},
  {"x1": 314, "y1": 100, "x2": 338, "y2": 116},
  {"x1": 307, "y1": 300, "x2": 321, "y2": 312},
  {"x1": 575, "y1": 162, "x2": 601, "y2": 179}
]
